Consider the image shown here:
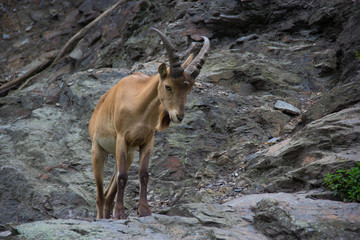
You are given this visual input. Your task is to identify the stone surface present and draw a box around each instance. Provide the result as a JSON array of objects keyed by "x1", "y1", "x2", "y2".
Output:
[
  {"x1": 243, "y1": 193, "x2": 359, "y2": 240},
  {"x1": 12, "y1": 212, "x2": 267, "y2": 240},
  {"x1": 303, "y1": 78, "x2": 360, "y2": 123},
  {"x1": 11, "y1": 192, "x2": 360, "y2": 240},
  {"x1": 1, "y1": 0, "x2": 360, "y2": 239},
  {"x1": 274, "y1": 100, "x2": 301, "y2": 116},
  {"x1": 246, "y1": 103, "x2": 360, "y2": 193}
]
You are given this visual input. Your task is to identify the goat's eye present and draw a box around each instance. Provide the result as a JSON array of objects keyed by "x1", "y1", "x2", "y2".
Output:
[{"x1": 165, "y1": 85, "x2": 172, "y2": 92}]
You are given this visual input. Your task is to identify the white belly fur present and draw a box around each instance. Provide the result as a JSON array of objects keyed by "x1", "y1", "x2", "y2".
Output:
[
  {"x1": 96, "y1": 137, "x2": 139, "y2": 155},
  {"x1": 97, "y1": 137, "x2": 116, "y2": 154}
]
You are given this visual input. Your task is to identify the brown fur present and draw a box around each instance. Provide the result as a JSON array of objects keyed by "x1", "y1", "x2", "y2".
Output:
[
  {"x1": 157, "y1": 110, "x2": 171, "y2": 131},
  {"x1": 89, "y1": 29, "x2": 210, "y2": 220},
  {"x1": 89, "y1": 55, "x2": 196, "y2": 219}
]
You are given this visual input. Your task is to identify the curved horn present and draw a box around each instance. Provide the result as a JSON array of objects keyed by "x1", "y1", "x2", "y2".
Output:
[
  {"x1": 185, "y1": 36, "x2": 210, "y2": 79},
  {"x1": 152, "y1": 28, "x2": 184, "y2": 79}
]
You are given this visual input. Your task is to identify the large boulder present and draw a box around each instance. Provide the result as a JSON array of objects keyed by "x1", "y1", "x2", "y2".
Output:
[
  {"x1": 247, "y1": 193, "x2": 360, "y2": 240},
  {"x1": 9, "y1": 192, "x2": 359, "y2": 240},
  {"x1": 246, "y1": 103, "x2": 360, "y2": 193},
  {"x1": 0, "y1": 68, "x2": 128, "y2": 223}
]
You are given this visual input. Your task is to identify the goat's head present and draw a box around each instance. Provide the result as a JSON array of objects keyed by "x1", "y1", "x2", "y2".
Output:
[{"x1": 153, "y1": 28, "x2": 210, "y2": 123}]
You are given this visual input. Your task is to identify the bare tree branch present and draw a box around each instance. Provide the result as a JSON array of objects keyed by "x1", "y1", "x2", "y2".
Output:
[{"x1": 0, "y1": 0, "x2": 125, "y2": 95}]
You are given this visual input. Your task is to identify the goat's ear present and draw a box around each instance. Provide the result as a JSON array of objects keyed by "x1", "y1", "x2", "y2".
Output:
[
  {"x1": 182, "y1": 54, "x2": 194, "y2": 69},
  {"x1": 158, "y1": 63, "x2": 167, "y2": 80}
]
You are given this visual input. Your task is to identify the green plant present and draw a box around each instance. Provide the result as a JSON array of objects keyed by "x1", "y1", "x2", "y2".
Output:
[
  {"x1": 324, "y1": 163, "x2": 360, "y2": 202},
  {"x1": 355, "y1": 50, "x2": 360, "y2": 60}
]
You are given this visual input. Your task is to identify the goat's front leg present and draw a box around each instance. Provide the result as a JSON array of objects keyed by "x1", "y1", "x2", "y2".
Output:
[
  {"x1": 113, "y1": 135, "x2": 128, "y2": 219},
  {"x1": 138, "y1": 136, "x2": 154, "y2": 217}
]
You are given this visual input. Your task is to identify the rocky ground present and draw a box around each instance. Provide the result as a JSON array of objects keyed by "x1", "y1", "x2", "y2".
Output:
[{"x1": 1, "y1": 0, "x2": 360, "y2": 239}]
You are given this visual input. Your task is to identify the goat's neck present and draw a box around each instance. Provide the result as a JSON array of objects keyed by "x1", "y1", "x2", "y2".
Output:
[{"x1": 136, "y1": 75, "x2": 162, "y2": 126}]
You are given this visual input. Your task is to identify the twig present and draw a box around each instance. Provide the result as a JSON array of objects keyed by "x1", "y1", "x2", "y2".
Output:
[
  {"x1": 0, "y1": 58, "x2": 53, "y2": 95},
  {"x1": 0, "y1": 0, "x2": 125, "y2": 95}
]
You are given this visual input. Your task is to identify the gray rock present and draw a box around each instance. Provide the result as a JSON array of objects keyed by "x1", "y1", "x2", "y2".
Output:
[
  {"x1": 266, "y1": 137, "x2": 281, "y2": 144},
  {"x1": 25, "y1": 25, "x2": 33, "y2": 32},
  {"x1": 202, "y1": 49, "x2": 302, "y2": 93},
  {"x1": 69, "y1": 47, "x2": 83, "y2": 61},
  {"x1": 13, "y1": 38, "x2": 30, "y2": 48},
  {"x1": 246, "y1": 103, "x2": 360, "y2": 193},
  {"x1": 274, "y1": 100, "x2": 301, "y2": 115},
  {"x1": 312, "y1": 49, "x2": 337, "y2": 76},
  {"x1": 248, "y1": 194, "x2": 360, "y2": 240},
  {"x1": 30, "y1": 10, "x2": 46, "y2": 22},
  {"x1": 235, "y1": 34, "x2": 258, "y2": 44},
  {"x1": 303, "y1": 79, "x2": 360, "y2": 123},
  {"x1": 12, "y1": 192, "x2": 360, "y2": 240},
  {"x1": 2, "y1": 33, "x2": 10, "y2": 39},
  {"x1": 12, "y1": 213, "x2": 266, "y2": 240},
  {"x1": 174, "y1": 203, "x2": 235, "y2": 227}
]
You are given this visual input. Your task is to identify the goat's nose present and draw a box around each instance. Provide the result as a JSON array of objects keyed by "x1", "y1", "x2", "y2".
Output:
[{"x1": 176, "y1": 114, "x2": 184, "y2": 122}]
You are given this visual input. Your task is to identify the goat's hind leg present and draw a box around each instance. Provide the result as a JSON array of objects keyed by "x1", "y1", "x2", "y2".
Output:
[
  {"x1": 104, "y1": 169, "x2": 116, "y2": 219},
  {"x1": 104, "y1": 152, "x2": 134, "y2": 219},
  {"x1": 92, "y1": 141, "x2": 108, "y2": 219}
]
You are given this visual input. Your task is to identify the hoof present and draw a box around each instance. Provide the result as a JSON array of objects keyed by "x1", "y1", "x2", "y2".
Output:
[
  {"x1": 138, "y1": 204, "x2": 152, "y2": 217},
  {"x1": 113, "y1": 207, "x2": 127, "y2": 219},
  {"x1": 113, "y1": 213, "x2": 127, "y2": 219},
  {"x1": 104, "y1": 210, "x2": 112, "y2": 219}
]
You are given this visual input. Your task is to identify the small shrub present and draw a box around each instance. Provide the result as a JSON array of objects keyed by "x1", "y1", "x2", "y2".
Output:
[
  {"x1": 355, "y1": 50, "x2": 360, "y2": 61},
  {"x1": 323, "y1": 163, "x2": 360, "y2": 202}
]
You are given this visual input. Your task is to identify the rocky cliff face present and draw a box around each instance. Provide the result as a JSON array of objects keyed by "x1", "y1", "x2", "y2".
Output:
[{"x1": 0, "y1": 0, "x2": 359, "y2": 239}]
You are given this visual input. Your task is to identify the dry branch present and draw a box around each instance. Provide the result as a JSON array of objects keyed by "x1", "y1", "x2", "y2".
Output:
[
  {"x1": 0, "y1": 54, "x2": 56, "y2": 95},
  {"x1": 0, "y1": 0, "x2": 125, "y2": 96}
]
